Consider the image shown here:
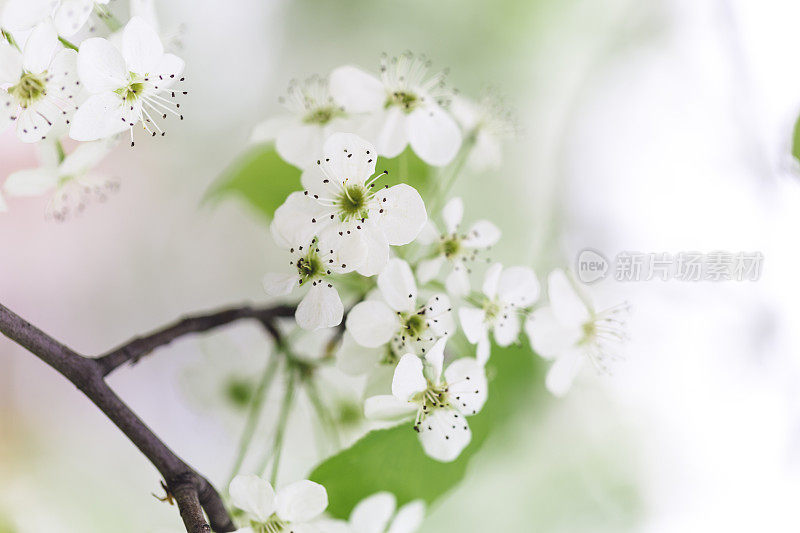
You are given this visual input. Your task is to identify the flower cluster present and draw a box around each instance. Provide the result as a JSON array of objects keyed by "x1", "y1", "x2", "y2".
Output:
[
  {"x1": 256, "y1": 54, "x2": 629, "y2": 471},
  {"x1": 0, "y1": 0, "x2": 184, "y2": 218},
  {"x1": 228, "y1": 475, "x2": 425, "y2": 533}
]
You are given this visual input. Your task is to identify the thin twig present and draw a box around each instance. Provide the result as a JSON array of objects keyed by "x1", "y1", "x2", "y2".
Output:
[
  {"x1": 0, "y1": 302, "x2": 302, "y2": 532},
  {"x1": 96, "y1": 304, "x2": 294, "y2": 376}
]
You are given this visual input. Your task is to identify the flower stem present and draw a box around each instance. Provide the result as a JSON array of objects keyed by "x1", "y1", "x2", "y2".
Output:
[
  {"x1": 58, "y1": 37, "x2": 79, "y2": 51},
  {"x1": 430, "y1": 132, "x2": 476, "y2": 214},
  {"x1": 262, "y1": 365, "x2": 296, "y2": 485},
  {"x1": 226, "y1": 352, "x2": 280, "y2": 487},
  {"x1": 304, "y1": 378, "x2": 341, "y2": 450}
]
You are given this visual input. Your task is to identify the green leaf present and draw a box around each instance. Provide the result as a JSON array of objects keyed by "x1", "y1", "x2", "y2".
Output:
[
  {"x1": 378, "y1": 148, "x2": 434, "y2": 194},
  {"x1": 309, "y1": 343, "x2": 545, "y2": 518},
  {"x1": 793, "y1": 113, "x2": 800, "y2": 163},
  {"x1": 205, "y1": 144, "x2": 301, "y2": 222}
]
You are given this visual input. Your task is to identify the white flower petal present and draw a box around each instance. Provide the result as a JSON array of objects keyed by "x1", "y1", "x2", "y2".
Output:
[
  {"x1": 322, "y1": 132, "x2": 378, "y2": 184},
  {"x1": 548, "y1": 269, "x2": 591, "y2": 326},
  {"x1": 275, "y1": 480, "x2": 328, "y2": 523},
  {"x1": 122, "y1": 16, "x2": 163, "y2": 75},
  {"x1": 497, "y1": 266, "x2": 539, "y2": 308},
  {"x1": 269, "y1": 191, "x2": 326, "y2": 249},
  {"x1": 492, "y1": 311, "x2": 520, "y2": 347},
  {"x1": 2, "y1": 0, "x2": 55, "y2": 31},
  {"x1": 445, "y1": 357, "x2": 488, "y2": 416},
  {"x1": 262, "y1": 272, "x2": 298, "y2": 297},
  {"x1": 524, "y1": 307, "x2": 583, "y2": 360},
  {"x1": 374, "y1": 107, "x2": 408, "y2": 158},
  {"x1": 69, "y1": 92, "x2": 128, "y2": 141},
  {"x1": 392, "y1": 353, "x2": 427, "y2": 401},
  {"x1": 416, "y1": 256, "x2": 444, "y2": 284},
  {"x1": 445, "y1": 263, "x2": 471, "y2": 297},
  {"x1": 15, "y1": 105, "x2": 52, "y2": 142},
  {"x1": 276, "y1": 122, "x2": 326, "y2": 169},
  {"x1": 355, "y1": 222, "x2": 389, "y2": 276},
  {"x1": 329, "y1": 65, "x2": 385, "y2": 113},
  {"x1": 441, "y1": 197, "x2": 463, "y2": 234},
  {"x1": 462, "y1": 220, "x2": 501, "y2": 249},
  {"x1": 318, "y1": 226, "x2": 368, "y2": 274},
  {"x1": 468, "y1": 129, "x2": 503, "y2": 172},
  {"x1": 349, "y1": 492, "x2": 396, "y2": 533},
  {"x1": 407, "y1": 105, "x2": 461, "y2": 167},
  {"x1": 423, "y1": 337, "x2": 446, "y2": 383},
  {"x1": 77, "y1": 38, "x2": 128, "y2": 93},
  {"x1": 481, "y1": 262, "x2": 503, "y2": 299},
  {"x1": 374, "y1": 184, "x2": 427, "y2": 246},
  {"x1": 53, "y1": 0, "x2": 94, "y2": 37},
  {"x1": 417, "y1": 408, "x2": 471, "y2": 462},
  {"x1": 378, "y1": 258, "x2": 417, "y2": 313},
  {"x1": 414, "y1": 220, "x2": 439, "y2": 246},
  {"x1": 545, "y1": 348, "x2": 584, "y2": 397},
  {"x1": 22, "y1": 20, "x2": 57, "y2": 73},
  {"x1": 0, "y1": 44, "x2": 23, "y2": 84},
  {"x1": 59, "y1": 138, "x2": 113, "y2": 177},
  {"x1": 458, "y1": 306, "x2": 487, "y2": 345},
  {"x1": 150, "y1": 52, "x2": 184, "y2": 89},
  {"x1": 295, "y1": 283, "x2": 343, "y2": 330},
  {"x1": 364, "y1": 394, "x2": 416, "y2": 421},
  {"x1": 424, "y1": 294, "x2": 454, "y2": 337},
  {"x1": 387, "y1": 500, "x2": 426, "y2": 533},
  {"x1": 229, "y1": 474, "x2": 275, "y2": 523},
  {"x1": 345, "y1": 300, "x2": 398, "y2": 348},
  {"x1": 3, "y1": 167, "x2": 58, "y2": 196}
]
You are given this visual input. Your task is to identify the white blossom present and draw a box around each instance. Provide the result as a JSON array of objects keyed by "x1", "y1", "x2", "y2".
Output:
[
  {"x1": 0, "y1": 21, "x2": 80, "y2": 142},
  {"x1": 229, "y1": 475, "x2": 328, "y2": 533},
  {"x1": 458, "y1": 263, "x2": 539, "y2": 364},
  {"x1": 1, "y1": 0, "x2": 110, "y2": 36},
  {"x1": 251, "y1": 76, "x2": 358, "y2": 169},
  {"x1": 348, "y1": 492, "x2": 425, "y2": 533},
  {"x1": 450, "y1": 92, "x2": 516, "y2": 172},
  {"x1": 329, "y1": 52, "x2": 461, "y2": 167},
  {"x1": 70, "y1": 16, "x2": 185, "y2": 145},
  {"x1": 271, "y1": 133, "x2": 427, "y2": 276},
  {"x1": 364, "y1": 339, "x2": 487, "y2": 462},
  {"x1": 524, "y1": 269, "x2": 628, "y2": 397},
  {"x1": 3, "y1": 137, "x2": 117, "y2": 220},
  {"x1": 263, "y1": 233, "x2": 365, "y2": 331},
  {"x1": 346, "y1": 258, "x2": 454, "y2": 357},
  {"x1": 416, "y1": 197, "x2": 501, "y2": 297}
]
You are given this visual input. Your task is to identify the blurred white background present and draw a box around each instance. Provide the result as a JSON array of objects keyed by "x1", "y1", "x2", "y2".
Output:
[{"x1": 2, "y1": 0, "x2": 800, "y2": 531}]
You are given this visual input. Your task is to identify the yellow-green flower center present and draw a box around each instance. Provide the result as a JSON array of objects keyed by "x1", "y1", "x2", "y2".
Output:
[
  {"x1": 9, "y1": 72, "x2": 46, "y2": 108},
  {"x1": 303, "y1": 106, "x2": 342, "y2": 125},
  {"x1": 296, "y1": 253, "x2": 323, "y2": 283},
  {"x1": 115, "y1": 75, "x2": 146, "y2": 102},
  {"x1": 440, "y1": 236, "x2": 462, "y2": 259},
  {"x1": 336, "y1": 184, "x2": 370, "y2": 221},
  {"x1": 386, "y1": 90, "x2": 419, "y2": 113}
]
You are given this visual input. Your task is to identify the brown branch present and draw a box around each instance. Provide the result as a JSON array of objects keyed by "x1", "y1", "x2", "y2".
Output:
[
  {"x1": 0, "y1": 302, "x2": 301, "y2": 533},
  {"x1": 96, "y1": 304, "x2": 295, "y2": 376}
]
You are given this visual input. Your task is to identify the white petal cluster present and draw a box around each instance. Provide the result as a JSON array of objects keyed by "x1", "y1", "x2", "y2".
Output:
[
  {"x1": 1, "y1": 4, "x2": 184, "y2": 216},
  {"x1": 365, "y1": 339, "x2": 487, "y2": 462},
  {"x1": 229, "y1": 475, "x2": 329, "y2": 533},
  {"x1": 524, "y1": 269, "x2": 629, "y2": 396},
  {"x1": 416, "y1": 197, "x2": 501, "y2": 296}
]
